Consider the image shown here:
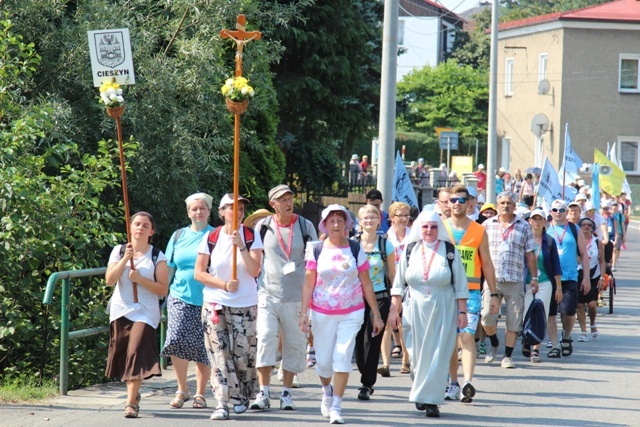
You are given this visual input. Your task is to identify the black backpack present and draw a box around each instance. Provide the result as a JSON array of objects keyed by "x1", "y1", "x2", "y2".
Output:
[
  {"x1": 119, "y1": 244, "x2": 161, "y2": 280},
  {"x1": 523, "y1": 296, "x2": 547, "y2": 345},
  {"x1": 312, "y1": 240, "x2": 361, "y2": 263},
  {"x1": 259, "y1": 215, "x2": 312, "y2": 253}
]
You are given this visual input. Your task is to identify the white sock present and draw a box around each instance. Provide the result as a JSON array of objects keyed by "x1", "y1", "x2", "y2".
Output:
[
  {"x1": 322, "y1": 384, "x2": 333, "y2": 396},
  {"x1": 331, "y1": 395, "x2": 342, "y2": 410},
  {"x1": 260, "y1": 385, "x2": 270, "y2": 395},
  {"x1": 282, "y1": 387, "x2": 292, "y2": 396}
]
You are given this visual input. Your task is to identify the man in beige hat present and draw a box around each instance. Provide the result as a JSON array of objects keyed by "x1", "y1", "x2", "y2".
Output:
[{"x1": 250, "y1": 184, "x2": 318, "y2": 412}]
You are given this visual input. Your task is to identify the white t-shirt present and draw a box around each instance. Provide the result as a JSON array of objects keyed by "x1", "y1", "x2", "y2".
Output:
[
  {"x1": 198, "y1": 226, "x2": 264, "y2": 307},
  {"x1": 108, "y1": 245, "x2": 167, "y2": 328}
]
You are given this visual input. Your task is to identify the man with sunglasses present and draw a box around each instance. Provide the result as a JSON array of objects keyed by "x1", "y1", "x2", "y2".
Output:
[
  {"x1": 442, "y1": 185, "x2": 498, "y2": 402},
  {"x1": 481, "y1": 191, "x2": 538, "y2": 369},
  {"x1": 546, "y1": 200, "x2": 590, "y2": 358}
]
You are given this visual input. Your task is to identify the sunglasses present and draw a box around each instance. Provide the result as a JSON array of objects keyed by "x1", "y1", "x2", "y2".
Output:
[
  {"x1": 421, "y1": 224, "x2": 438, "y2": 231},
  {"x1": 551, "y1": 208, "x2": 566, "y2": 213},
  {"x1": 450, "y1": 197, "x2": 468, "y2": 204}
]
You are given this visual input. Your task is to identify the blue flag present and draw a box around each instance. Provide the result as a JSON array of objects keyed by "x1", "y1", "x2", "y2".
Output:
[
  {"x1": 392, "y1": 151, "x2": 418, "y2": 208},
  {"x1": 591, "y1": 163, "x2": 600, "y2": 210}
]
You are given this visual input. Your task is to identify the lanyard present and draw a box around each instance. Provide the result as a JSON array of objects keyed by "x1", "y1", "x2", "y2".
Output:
[
  {"x1": 421, "y1": 240, "x2": 440, "y2": 281},
  {"x1": 502, "y1": 222, "x2": 516, "y2": 241},
  {"x1": 274, "y1": 214, "x2": 296, "y2": 260},
  {"x1": 534, "y1": 242, "x2": 542, "y2": 260},
  {"x1": 552, "y1": 223, "x2": 569, "y2": 245}
]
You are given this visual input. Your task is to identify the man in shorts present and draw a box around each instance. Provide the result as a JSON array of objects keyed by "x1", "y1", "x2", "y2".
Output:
[
  {"x1": 546, "y1": 200, "x2": 590, "y2": 358},
  {"x1": 482, "y1": 192, "x2": 538, "y2": 369},
  {"x1": 250, "y1": 185, "x2": 318, "y2": 411},
  {"x1": 443, "y1": 185, "x2": 498, "y2": 402}
]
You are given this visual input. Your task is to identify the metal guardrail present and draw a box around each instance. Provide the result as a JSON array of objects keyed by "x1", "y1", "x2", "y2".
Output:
[{"x1": 43, "y1": 268, "x2": 168, "y2": 395}]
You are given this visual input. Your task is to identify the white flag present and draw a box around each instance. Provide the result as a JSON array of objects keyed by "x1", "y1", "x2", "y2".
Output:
[
  {"x1": 558, "y1": 123, "x2": 583, "y2": 183},
  {"x1": 392, "y1": 151, "x2": 418, "y2": 208},
  {"x1": 538, "y1": 157, "x2": 577, "y2": 206}
]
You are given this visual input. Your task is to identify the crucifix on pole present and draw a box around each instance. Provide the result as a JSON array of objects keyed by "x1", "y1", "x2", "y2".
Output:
[{"x1": 220, "y1": 15, "x2": 261, "y2": 280}]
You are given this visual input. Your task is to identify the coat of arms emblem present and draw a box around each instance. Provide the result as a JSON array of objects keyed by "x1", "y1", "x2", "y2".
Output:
[{"x1": 94, "y1": 31, "x2": 125, "y2": 68}]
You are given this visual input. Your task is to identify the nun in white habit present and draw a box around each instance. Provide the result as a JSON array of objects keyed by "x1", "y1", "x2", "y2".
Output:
[{"x1": 387, "y1": 209, "x2": 469, "y2": 418}]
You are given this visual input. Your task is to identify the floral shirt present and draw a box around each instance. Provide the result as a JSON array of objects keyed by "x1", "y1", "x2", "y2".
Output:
[{"x1": 305, "y1": 243, "x2": 370, "y2": 315}]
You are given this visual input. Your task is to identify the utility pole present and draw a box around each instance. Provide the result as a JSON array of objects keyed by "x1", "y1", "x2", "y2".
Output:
[
  {"x1": 377, "y1": 0, "x2": 398, "y2": 210},
  {"x1": 486, "y1": 0, "x2": 499, "y2": 203}
]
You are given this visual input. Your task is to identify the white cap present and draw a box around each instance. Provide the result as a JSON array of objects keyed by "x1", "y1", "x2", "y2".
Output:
[{"x1": 478, "y1": 164, "x2": 485, "y2": 170}]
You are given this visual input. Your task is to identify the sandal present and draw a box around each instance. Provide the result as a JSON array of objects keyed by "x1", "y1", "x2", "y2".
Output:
[
  {"x1": 591, "y1": 324, "x2": 599, "y2": 339},
  {"x1": 578, "y1": 332, "x2": 588, "y2": 342},
  {"x1": 530, "y1": 350, "x2": 541, "y2": 363},
  {"x1": 561, "y1": 338, "x2": 573, "y2": 357},
  {"x1": 521, "y1": 338, "x2": 531, "y2": 358},
  {"x1": 193, "y1": 394, "x2": 207, "y2": 409},
  {"x1": 547, "y1": 347, "x2": 561, "y2": 358},
  {"x1": 306, "y1": 349, "x2": 317, "y2": 368},
  {"x1": 210, "y1": 406, "x2": 229, "y2": 420},
  {"x1": 124, "y1": 403, "x2": 139, "y2": 418},
  {"x1": 400, "y1": 363, "x2": 411, "y2": 374},
  {"x1": 169, "y1": 390, "x2": 190, "y2": 409},
  {"x1": 391, "y1": 345, "x2": 402, "y2": 359}
]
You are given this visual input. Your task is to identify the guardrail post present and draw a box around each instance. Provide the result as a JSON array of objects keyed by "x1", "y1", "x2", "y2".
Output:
[{"x1": 60, "y1": 277, "x2": 70, "y2": 395}]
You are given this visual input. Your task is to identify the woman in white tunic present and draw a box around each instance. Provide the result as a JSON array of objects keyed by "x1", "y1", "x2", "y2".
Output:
[{"x1": 387, "y1": 209, "x2": 468, "y2": 418}]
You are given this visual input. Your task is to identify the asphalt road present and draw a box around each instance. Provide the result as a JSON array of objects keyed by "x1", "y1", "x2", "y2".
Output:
[{"x1": 2, "y1": 223, "x2": 640, "y2": 427}]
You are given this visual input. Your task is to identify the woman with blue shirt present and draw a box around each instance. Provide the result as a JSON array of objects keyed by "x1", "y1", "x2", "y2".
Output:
[
  {"x1": 161, "y1": 193, "x2": 214, "y2": 410},
  {"x1": 353, "y1": 205, "x2": 396, "y2": 401}
]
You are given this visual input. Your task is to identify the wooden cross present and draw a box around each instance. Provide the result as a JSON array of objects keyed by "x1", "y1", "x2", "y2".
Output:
[
  {"x1": 220, "y1": 15, "x2": 262, "y2": 77},
  {"x1": 219, "y1": 15, "x2": 261, "y2": 280}
]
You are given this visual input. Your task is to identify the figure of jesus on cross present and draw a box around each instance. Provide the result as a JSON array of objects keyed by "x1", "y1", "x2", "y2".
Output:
[{"x1": 220, "y1": 15, "x2": 261, "y2": 279}]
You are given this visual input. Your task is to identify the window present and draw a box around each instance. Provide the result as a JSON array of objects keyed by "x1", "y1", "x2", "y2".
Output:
[
  {"x1": 505, "y1": 58, "x2": 514, "y2": 96},
  {"x1": 619, "y1": 54, "x2": 640, "y2": 92},
  {"x1": 398, "y1": 20, "x2": 405, "y2": 46},
  {"x1": 501, "y1": 137, "x2": 511, "y2": 171},
  {"x1": 538, "y1": 53, "x2": 548, "y2": 82},
  {"x1": 620, "y1": 139, "x2": 639, "y2": 172}
]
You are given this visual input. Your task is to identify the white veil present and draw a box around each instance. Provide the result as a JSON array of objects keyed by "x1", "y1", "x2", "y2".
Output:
[{"x1": 404, "y1": 207, "x2": 453, "y2": 247}]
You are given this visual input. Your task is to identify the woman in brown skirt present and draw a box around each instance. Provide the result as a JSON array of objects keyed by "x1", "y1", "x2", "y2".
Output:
[{"x1": 105, "y1": 211, "x2": 169, "y2": 418}]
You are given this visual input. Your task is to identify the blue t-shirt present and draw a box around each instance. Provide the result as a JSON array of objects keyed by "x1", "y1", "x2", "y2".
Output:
[
  {"x1": 165, "y1": 225, "x2": 214, "y2": 306},
  {"x1": 547, "y1": 224, "x2": 578, "y2": 281}
]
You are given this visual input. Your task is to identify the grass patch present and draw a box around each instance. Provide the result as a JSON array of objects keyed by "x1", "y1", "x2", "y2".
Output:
[{"x1": 0, "y1": 375, "x2": 58, "y2": 403}]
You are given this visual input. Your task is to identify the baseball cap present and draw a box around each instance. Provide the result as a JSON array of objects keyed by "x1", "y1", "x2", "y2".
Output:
[
  {"x1": 584, "y1": 201, "x2": 596, "y2": 211},
  {"x1": 351, "y1": 154, "x2": 359, "y2": 160},
  {"x1": 467, "y1": 186, "x2": 478, "y2": 198},
  {"x1": 530, "y1": 208, "x2": 546, "y2": 219},
  {"x1": 480, "y1": 203, "x2": 497, "y2": 213},
  {"x1": 551, "y1": 200, "x2": 568, "y2": 210},
  {"x1": 568, "y1": 201, "x2": 581, "y2": 208},
  {"x1": 366, "y1": 189, "x2": 383, "y2": 201},
  {"x1": 477, "y1": 164, "x2": 485, "y2": 170},
  {"x1": 575, "y1": 193, "x2": 587, "y2": 202},
  {"x1": 218, "y1": 193, "x2": 250, "y2": 209},
  {"x1": 499, "y1": 167, "x2": 506, "y2": 173},
  {"x1": 268, "y1": 184, "x2": 294, "y2": 201}
]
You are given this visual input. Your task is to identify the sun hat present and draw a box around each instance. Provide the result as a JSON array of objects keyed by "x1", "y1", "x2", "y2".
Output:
[
  {"x1": 243, "y1": 208, "x2": 272, "y2": 227},
  {"x1": 351, "y1": 154, "x2": 359, "y2": 160},
  {"x1": 318, "y1": 204, "x2": 353, "y2": 234},
  {"x1": 480, "y1": 203, "x2": 497, "y2": 213},
  {"x1": 218, "y1": 193, "x2": 250, "y2": 209}
]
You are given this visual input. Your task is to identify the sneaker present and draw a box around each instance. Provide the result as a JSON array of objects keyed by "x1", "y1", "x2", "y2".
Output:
[
  {"x1": 478, "y1": 342, "x2": 486, "y2": 355},
  {"x1": 321, "y1": 386, "x2": 333, "y2": 418},
  {"x1": 233, "y1": 402, "x2": 248, "y2": 414},
  {"x1": 501, "y1": 356, "x2": 516, "y2": 369},
  {"x1": 485, "y1": 346, "x2": 498, "y2": 363},
  {"x1": 546, "y1": 340, "x2": 553, "y2": 348},
  {"x1": 280, "y1": 391, "x2": 295, "y2": 410},
  {"x1": 357, "y1": 386, "x2": 374, "y2": 401},
  {"x1": 329, "y1": 408, "x2": 344, "y2": 424},
  {"x1": 461, "y1": 382, "x2": 475, "y2": 403},
  {"x1": 445, "y1": 384, "x2": 460, "y2": 400},
  {"x1": 612, "y1": 266, "x2": 617, "y2": 272},
  {"x1": 292, "y1": 374, "x2": 300, "y2": 388},
  {"x1": 578, "y1": 332, "x2": 588, "y2": 342},
  {"x1": 210, "y1": 406, "x2": 229, "y2": 420},
  {"x1": 250, "y1": 391, "x2": 270, "y2": 410}
]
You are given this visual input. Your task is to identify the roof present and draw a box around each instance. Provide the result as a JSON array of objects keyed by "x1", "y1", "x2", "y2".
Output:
[
  {"x1": 498, "y1": 0, "x2": 640, "y2": 31},
  {"x1": 399, "y1": 0, "x2": 466, "y2": 24}
]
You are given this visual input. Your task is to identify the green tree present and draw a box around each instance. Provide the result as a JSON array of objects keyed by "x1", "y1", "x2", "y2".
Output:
[
  {"x1": 0, "y1": 16, "x2": 125, "y2": 387},
  {"x1": 271, "y1": 0, "x2": 383, "y2": 193},
  {"x1": 396, "y1": 60, "x2": 489, "y2": 166}
]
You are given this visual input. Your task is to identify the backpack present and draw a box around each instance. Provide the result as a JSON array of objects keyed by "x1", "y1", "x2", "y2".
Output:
[
  {"x1": 523, "y1": 296, "x2": 547, "y2": 345},
  {"x1": 353, "y1": 234, "x2": 390, "y2": 290},
  {"x1": 403, "y1": 240, "x2": 456, "y2": 288},
  {"x1": 312, "y1": 239, "x2": 361, "y2": 264},
  {"x1": 119, "y1": 244, "x2": 161, "y2": 280},
  {"x1": 207, "y1": 225, "x2": 255, "y2": 254},
  {"x1": 259, "y1": 215, "x2": 312, "y2": 252},
  {"x1": 567, "y1": 222, "x2": 581, "y2": 257}
]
